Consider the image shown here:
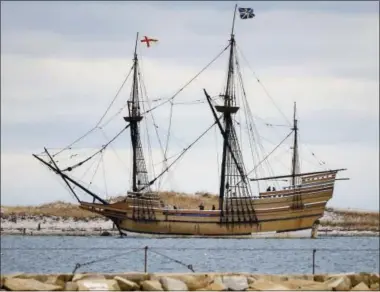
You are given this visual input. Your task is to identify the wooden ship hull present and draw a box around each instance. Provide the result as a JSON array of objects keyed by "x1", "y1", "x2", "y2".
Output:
[
  {"x1": 79, "y1": 172, "x2": 336, "y2": 236},
  {"x1": 80, "y1": 203, "x2": 325, "y2": 236}
]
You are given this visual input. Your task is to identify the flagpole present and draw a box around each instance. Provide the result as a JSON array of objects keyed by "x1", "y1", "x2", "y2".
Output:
[{"x1": 230, "y1": 4, "x2": 238, "y2": 36}]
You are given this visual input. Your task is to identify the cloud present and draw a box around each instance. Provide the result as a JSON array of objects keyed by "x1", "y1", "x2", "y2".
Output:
[{"x1": 1, "y1": 1, "x2": 378, "y2": 210}]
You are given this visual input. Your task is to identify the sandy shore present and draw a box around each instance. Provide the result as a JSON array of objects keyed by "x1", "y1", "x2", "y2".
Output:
[{"x1": 0, "y1": 216, "x2": 117, "y2": 237}]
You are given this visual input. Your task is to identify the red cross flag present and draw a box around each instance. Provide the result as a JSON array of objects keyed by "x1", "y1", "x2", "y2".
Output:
[{"x1": 141, "y1": 36, "x2": 158, "y2": 48}]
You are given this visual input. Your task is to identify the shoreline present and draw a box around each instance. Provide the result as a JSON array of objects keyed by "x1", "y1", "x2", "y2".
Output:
[
  {"x1": 2, "y1": 231, "x2": 378, "y2": 238},
  {"x1": 1, "y1": 216, "x2": 378, "y2": 238}
]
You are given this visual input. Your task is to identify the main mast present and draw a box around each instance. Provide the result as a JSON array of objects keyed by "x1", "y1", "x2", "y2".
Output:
[
  {"x1": 214, "y1": 4, "x2": 257, "y2": 224},
  {"x1": 218, "y1": 5, "x2": 238, "y2": 211},
  {"x1": 291, "y1": 102, "x2": 300, "y2": 186}
]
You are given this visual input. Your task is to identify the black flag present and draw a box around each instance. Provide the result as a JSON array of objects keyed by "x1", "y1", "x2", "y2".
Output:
[{"x1": 238, "y1": 8, "x2": 255, "y2": 19}]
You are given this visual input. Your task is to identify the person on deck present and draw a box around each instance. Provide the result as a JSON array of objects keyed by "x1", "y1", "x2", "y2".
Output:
[
  {"x1": 199, "y1": 202, "x2": 205, "y2": 210},
  {"x1": 272, "y1": 187, "x2": 276, "y2": 191},
  {"x1": 266, "y1": 186, "x2": 271, "y2": 192},
  {"x1": 212, "y1": 205, "x2": 216, "y2": 210}
]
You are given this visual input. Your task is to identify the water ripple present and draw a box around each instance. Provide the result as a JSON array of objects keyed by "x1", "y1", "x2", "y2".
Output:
[{"x1": 1, "y1": 236, "x2": 378, "y2": 274}]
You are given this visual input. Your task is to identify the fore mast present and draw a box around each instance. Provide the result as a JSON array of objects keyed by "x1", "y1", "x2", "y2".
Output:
[{"x1": 123, "y1": 33, "x2": 157, "y2": 220}]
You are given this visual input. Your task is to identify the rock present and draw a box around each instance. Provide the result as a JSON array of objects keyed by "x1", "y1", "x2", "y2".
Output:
[
  {"x1": 370, "y1": 283, "x2": 379, "y2": 290},
  {"x1": 4, "y1": 278, "x2": 63, "y2": 291},
  {"x1": 314, "y1": 274, "x2": 328, "y2": 282},
  {"x1": 62, "y1": 274, "x2": 74, "y2": 282},
  {"x1": 351, "y1": 282, "x2": 370, "y2": 291},
  {"x1": 369, "y1": 274, "x2": 380, "y2": 286},
  {"x1": 249, "y1": 280, "x2": 291, "y2": 291},
  {"x1": 251, "y1": 274, "x2": 288, "y2": 283},
  {"x1": 72, "y1": 273, "x2": 107, "y2": 282},
  {"x1": 5, "y1": 273, "x2": 26, "y2": 279},
  {"x1": 223, "y1": 276, "x2": 248, "y2": 291},
  {"x1": 213, "y1": 276, "x2": 224, "y2": 285},
  {"x1": 76, "y1": 279, "x2": 120, "y2": 291},
  {"x1": 64, "y1": 282, "x2": 79, "y2": 291},
  {"x1": 300, "y1": 283, "x2": 332, "y2": 291},
  {"x1": 12, "y1": 273, "x2": 49, "y2": 282},
  {"x1": 205, "y1": 281, "x2": 228, "y2": 291},
  {"x1": 106, "y1": 273, "x2": 149, "y2": 283},
  {"x1": 168, "y1": 275, "x2": 211, "y2": 291},
  {"x1": 325, "y1": 276, "x2": 352, "y2": 291},
  {"x1": 348, "y1": 273, "x2": 371, "y2": 287},
  {"x1": 285, "y1": 274, "x2": 314, "y2": 281},
  {"x1": 100, "y1": 231, "x2": 111, "y2": 236},
  {"x1": 247, "y1": 277, "x2": 256, "y2": 285},
  {"x1": 160, "y1": 277, "x2": 188, "y2": 291},
  {"x1": 204, "y1": 276, "x2": 228, "y2": 290},
  {"x1": 114, "y1": 276, "x2": 139, "y2": 291},
  {"x1": 45, "y1": 275, "x2": 66, "y2": 288},
  {"x1": 141, "y1": 280, "x2": 163, "y2": 291},
  {"x1": 280, "y1": 279, "x2": 314, "y2": 290}
]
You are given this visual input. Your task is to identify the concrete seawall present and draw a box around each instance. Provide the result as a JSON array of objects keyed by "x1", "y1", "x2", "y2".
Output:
[{"x1": 1, "y1": 272, "x2": 379, "y2": 291}]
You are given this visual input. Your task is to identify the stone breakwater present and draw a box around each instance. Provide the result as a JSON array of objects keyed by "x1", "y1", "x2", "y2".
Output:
[{"x1": 1, "y1": 272, "x2": 379, "y2": 291}]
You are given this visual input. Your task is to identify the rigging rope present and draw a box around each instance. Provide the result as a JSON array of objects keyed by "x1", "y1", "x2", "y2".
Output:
[
  {"x1": 137, "y1": 58, "x2": 172, "y2": 190},
  {"x1": 248, "y1": 130, "x2": 294, "y2": 178},
  {"x1": 99, "y1": 129, "x2": 130, "y2": 174},
  {"x1": 234, "y1": 55, "x2": 261, "y2": 192},
  {"x1": 101, "y1": 152, "x2": 108, "y2": 200},
  {"x1": 61, "y1": 125, "x2": 130, "y2": 172},
  {"x1": 235, "y1": 122, "x2": 291, "y2": 179},
  {"x1": 87, "y1": 152, "x2": 103, "y2": 190},
  {"x1": 48, "y1": 40, "x2": 228, "y2": 165},
  {"x1": 153, "y1": 151, "x2": 182, "y2": 167},
  {"x1": 302, "y1": 140, "x2": 328, "y2": 168},
  {"x1": 71, "y1": 154, "x2": 100, "y2": 192},
  {"x1": 214, "y1": 124, "x2": 220, "y2": 186},
  {"x1": 138, "y1": 119, "x2": 220, "y2": 192},
  {"x1": 97, "y1": 100, "x2": 130, "y2": 129},
  {"x1": 143, "y1": 44, "x2": 230, "y2": 115},
  {"x1": 236, "y1": 45, "x2": 292, "y2": 127},
  {"x1": 235, "y1": 53, "x2": 278, "y2": 188},
  {"x1": 137, "y1": 66, "x2": 157, "y2": 186},
  {"x1": 52, "y1": 65, "x2": 134, "y2": 157},
  {"x1": 164, "y1": 100, "x2": 174, "y2": 175}
]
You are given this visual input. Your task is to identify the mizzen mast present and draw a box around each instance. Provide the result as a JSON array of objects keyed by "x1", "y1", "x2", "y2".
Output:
[{"x1": 291, "y1": 102, "x2": 300, "y2": 186}]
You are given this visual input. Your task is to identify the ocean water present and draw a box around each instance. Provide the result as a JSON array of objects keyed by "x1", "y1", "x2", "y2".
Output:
[{"x1": 1, "y1": 235, "x2": 379, "y2": 275}]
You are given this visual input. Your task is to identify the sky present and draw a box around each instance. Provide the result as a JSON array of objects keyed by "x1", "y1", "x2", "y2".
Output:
[{"x1": 1, "y1": 1, "x2": 379, "y2": 211}]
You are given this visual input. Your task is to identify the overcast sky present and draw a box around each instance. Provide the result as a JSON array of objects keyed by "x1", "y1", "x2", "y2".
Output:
[{"x1": 1, "y1": 1, "x2": 379, "y2": 211}]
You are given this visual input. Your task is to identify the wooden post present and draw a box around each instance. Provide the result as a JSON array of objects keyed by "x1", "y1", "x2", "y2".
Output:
[
  {"x1": 312, "y1": 249, "x2": 316, "y2": 274},
  {"x1": 144, "y1": 246, "x2": 148, "y2": 273}
]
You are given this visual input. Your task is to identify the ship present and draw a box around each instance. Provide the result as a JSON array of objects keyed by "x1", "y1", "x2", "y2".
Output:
[{"x1": 33, "y1": 5, "x2": 347, "y2": 236}]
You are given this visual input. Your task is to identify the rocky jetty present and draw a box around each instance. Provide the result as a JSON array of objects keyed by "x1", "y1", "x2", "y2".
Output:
[{"x1": 1, "y1": 272, "x2": 379, "y2": 291}]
